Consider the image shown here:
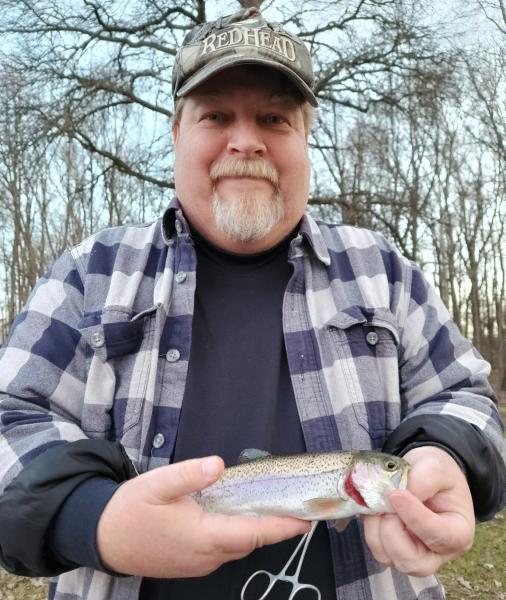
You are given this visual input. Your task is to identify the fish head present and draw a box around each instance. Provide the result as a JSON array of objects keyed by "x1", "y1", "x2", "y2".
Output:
[{"x1": 346, "y1": 452, "x2": 410, "y2": 513}]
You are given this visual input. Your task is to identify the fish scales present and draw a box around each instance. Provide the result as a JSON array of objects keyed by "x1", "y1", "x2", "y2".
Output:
[
  {"x1": 193, "y1": 450, "x2": 410, "y2": 521},
  {"x1": 219, "y1": 452, "x2": 354, "y2": 482},
  {"x1": 199, "y1": 472, "x2": 341, "y2": 517}
]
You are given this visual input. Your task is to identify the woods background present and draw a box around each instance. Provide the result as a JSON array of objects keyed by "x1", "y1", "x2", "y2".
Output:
[{"x1": 0, "y1": 0, "x2": 505, "y2": 391}]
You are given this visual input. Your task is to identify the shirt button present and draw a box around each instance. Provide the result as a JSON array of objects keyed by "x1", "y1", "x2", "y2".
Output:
[
  {"x1": 91, "y1": 331, "x2": 105, "y2": 348},
  {"x1": 175, "y1": 220, "x2": 183, "y2": 234},
  {"x1": 175, "y1": 271, "x2": 187, "y2": 284},
  {"x1": 152, "y1": 433, "x2": 165, "y2": 449},
  {"x1": 366, "y1": 331, "x2": 379, "y2": 346},
  {"x1": 166, "y1": 349, "x2": 181, "y2": 362}
]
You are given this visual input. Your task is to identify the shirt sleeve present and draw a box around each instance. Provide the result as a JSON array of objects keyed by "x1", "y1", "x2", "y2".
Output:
[
  {"x1": 384, "y1": 413, "x2": 506, "y2": 520},
  {"x1": 0, "y1": 250, "x2": 102, "y2": 576},
  {"x1": 49, "y1": 476, "x2": 120, "y2": 572},
  {"x1": 0, "y1": 248, "x2": 90, "y2": 493},
  {"x1": 390, "y1": 255, "x2": 506, "y2": 518},
  {"x1": 0, "y1": 438, "x2": 136, "y2": 576}
]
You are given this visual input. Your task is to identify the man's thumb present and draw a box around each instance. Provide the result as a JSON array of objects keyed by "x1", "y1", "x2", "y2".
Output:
[{"x1": 150, "y1": 456, "x2": 224, "y2": 501}]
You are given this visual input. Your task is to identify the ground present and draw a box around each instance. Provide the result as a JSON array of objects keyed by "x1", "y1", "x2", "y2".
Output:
[
  {"x1": 436, "y1": 377, "x2": 506, "y2": 599},
  {"x1": 1, "y1": 380, "x2": 505, "y2": 599},
  {"x1": 0, "y1": 510, "x2": 505, "y2": 599},
  {"x1": 438, "y1": 510, "x2": 506, "y2": 599}
]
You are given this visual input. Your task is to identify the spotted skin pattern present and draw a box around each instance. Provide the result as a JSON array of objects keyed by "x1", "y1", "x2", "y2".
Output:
[{"x1": 193, "y1": 450, "x2": 409, "y2": 520}]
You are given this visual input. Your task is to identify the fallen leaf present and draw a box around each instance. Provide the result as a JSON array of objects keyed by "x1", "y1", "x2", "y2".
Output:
[{"x1": 456, "y1": 576, "x2": 473, "y2": 591}]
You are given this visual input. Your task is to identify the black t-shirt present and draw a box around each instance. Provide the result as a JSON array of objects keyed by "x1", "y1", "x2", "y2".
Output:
[{"x1": 140, "y1": 229, "x2": 336, "y2": 599}]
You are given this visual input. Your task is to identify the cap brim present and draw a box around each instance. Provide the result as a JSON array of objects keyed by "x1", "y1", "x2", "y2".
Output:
[{"x1": 176, "y1": 55, "x2": 318, "y2": 107}]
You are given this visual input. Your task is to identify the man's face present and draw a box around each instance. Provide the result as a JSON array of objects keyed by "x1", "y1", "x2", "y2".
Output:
[{"x1": 172, "y1": 67, "x2": 310, "y2": 253}]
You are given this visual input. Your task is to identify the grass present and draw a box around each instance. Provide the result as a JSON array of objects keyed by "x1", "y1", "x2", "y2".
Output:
[
  {"x1": 2, "y1": 399, "x2": 505, "y2": 599},
  {"x1": 438, "y1": 509, "x2": 506, "y2": 599},
  {"x1": 0, "y1": 568, "x2": 47, "y2": 600},
  {"x1": 1, "y1": 510, "x2": 505, "y2": 599}
]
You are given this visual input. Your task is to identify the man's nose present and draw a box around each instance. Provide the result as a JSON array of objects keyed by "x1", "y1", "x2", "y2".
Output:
[{"x1": 226, "y1": 120, "x2": 266, "y2": 156}]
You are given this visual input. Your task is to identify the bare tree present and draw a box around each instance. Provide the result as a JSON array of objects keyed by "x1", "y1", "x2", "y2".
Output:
[
  {"x1": 477, "y1": 0, "x2": 506, "y2": 34},
  {"x1": 0, "y1": 0, "x2": 451, "y2": 192},
  {"x1": 462, "y1": 45, "x2": 506, "y2": 387},
  {"x1": 0, "y1": 66, "x2": 168, "y2": 340},
  {"x1": 0, "y1": 0, "x2": 504, "y2": 390}
]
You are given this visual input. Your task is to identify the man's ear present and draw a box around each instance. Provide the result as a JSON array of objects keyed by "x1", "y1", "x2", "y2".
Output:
[{"x1": 173, "y1": 123, "x2": 180, "y2": 145}]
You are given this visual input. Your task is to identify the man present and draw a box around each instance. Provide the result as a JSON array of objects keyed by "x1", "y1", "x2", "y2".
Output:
[{"x1": 0, "y1": 7, "x2": 504, "y2": 600}]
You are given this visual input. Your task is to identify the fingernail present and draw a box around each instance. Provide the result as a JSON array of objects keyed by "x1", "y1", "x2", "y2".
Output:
[{"x1": 202, "y1": 456, "x2": 220, "y2": 479}]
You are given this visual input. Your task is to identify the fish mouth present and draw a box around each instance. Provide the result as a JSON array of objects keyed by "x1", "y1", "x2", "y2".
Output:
[{"x1": 344, "y1": 472, "x2": 368, "y2": 508}]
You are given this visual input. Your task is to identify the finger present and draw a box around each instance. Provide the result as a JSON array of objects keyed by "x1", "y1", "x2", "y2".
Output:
[
  {"x1": 389, "y1": 491, "x2": 474, "y2": 555},
  {"x1": 378, "y1": 513, "x2": 443, "y2": 576},
  {"x1": 207, "y1": 514, "x2": 311, "y2": 557},
  {"x1": 249, "y1": 515, "x2": 311, "y2": 547},
  {"x1": 145, "y1": 456, "x2": 225, "y2": 502},
  {"x1": 403, "y1": 447, "x2": 463, "y2": 502},
  {"x1": 362, "y1": 515, "x2": 392, "y2": 566}
]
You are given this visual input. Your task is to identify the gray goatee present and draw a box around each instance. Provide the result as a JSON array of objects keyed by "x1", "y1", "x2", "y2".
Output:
[{"x1": 210, "y1": 157, "x2": 284, "y2": 243}]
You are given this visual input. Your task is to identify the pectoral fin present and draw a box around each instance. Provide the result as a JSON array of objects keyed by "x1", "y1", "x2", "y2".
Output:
[
  {"x1": 334, "y1": 518, "x2": 351, "y2": 532},
  {"x1": 303, "y1": 497, "x2": 346, "y2": 520}
]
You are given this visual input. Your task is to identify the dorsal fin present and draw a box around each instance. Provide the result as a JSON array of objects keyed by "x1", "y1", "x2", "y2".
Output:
[{"x1": 238, "y1": 448, "x2": 271, "y2": 463}]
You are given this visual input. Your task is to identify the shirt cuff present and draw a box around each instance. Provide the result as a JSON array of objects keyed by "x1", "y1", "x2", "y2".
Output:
[
  {"x1": 383, "y1": 413, "x2": 506, "y2": 521},
  {"x1": 49, "y1": 476, "x2": 120, "y2": 572},
  {"x1": 396, "y1": 441, "x2": 466, "y2": 472}
]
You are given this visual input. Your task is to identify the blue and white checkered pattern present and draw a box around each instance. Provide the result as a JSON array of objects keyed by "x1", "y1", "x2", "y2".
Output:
[{"x1": 0, "y1": 199, "x2": 503, "y2": 600}]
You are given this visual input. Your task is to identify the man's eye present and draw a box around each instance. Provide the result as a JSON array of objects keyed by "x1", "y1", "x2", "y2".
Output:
[
  {"x1": 202, "y1": 112, "x2": 225, "y2": 122},
  {"x1": 263, "y1": 115, "x2": 287, "y2": 125}
]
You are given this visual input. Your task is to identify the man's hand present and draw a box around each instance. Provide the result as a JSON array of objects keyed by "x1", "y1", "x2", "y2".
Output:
[
  {"x1": 363, "y1": 446, "x2": 475, "y2": 576},
  {"x1": 96, "y1": 456, "x2": 310, "y2": 578}
]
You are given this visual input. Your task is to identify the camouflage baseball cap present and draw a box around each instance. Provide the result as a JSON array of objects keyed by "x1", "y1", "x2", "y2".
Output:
[{"x1": 172, "y1": 8, "x2": 318, "y2": 107}]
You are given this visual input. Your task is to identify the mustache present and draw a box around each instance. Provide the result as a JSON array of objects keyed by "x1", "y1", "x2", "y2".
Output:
[{"x1": 210, "y1": 158, "x2": 279, "y2": 187}]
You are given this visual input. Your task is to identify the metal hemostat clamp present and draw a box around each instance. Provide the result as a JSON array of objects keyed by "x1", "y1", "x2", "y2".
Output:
[{"x1": 241, "y1": 521, "x2": 321, "y2": 600}]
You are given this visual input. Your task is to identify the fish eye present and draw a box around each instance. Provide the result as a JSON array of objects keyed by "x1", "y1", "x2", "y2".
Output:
[{"x1": 384, "y1": 459, "x2": 397, "y2": 471}]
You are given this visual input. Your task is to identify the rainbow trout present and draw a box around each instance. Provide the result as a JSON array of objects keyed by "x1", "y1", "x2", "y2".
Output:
[{"x1": 193, "y1": 449, "x2": 409, "y2": 528}]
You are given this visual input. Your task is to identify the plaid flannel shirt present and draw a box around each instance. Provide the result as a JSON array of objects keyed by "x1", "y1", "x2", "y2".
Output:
[{"x1": 0, "y1": 200, "x2": 503, "y2": 600}]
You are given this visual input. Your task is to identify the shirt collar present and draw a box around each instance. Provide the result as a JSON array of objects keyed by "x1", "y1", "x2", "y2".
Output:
[
  {"x1": 161, "y1": 198, "x2": 190, "y2": 244},
  {"x1": 295, "y1": 213, "x2": 331, "y2": 265},
  {"x1": 162, "y1": 198, "x2": 331, "y2": 266}
]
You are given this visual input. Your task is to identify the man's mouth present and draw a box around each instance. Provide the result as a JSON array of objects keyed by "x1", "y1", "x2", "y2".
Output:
[
  {"x1": 216, "y1": 175, "x2": 269, "y2": 182},
  {"x1": 214, "y1": 175, "x2": 275, "y2": 191}
]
